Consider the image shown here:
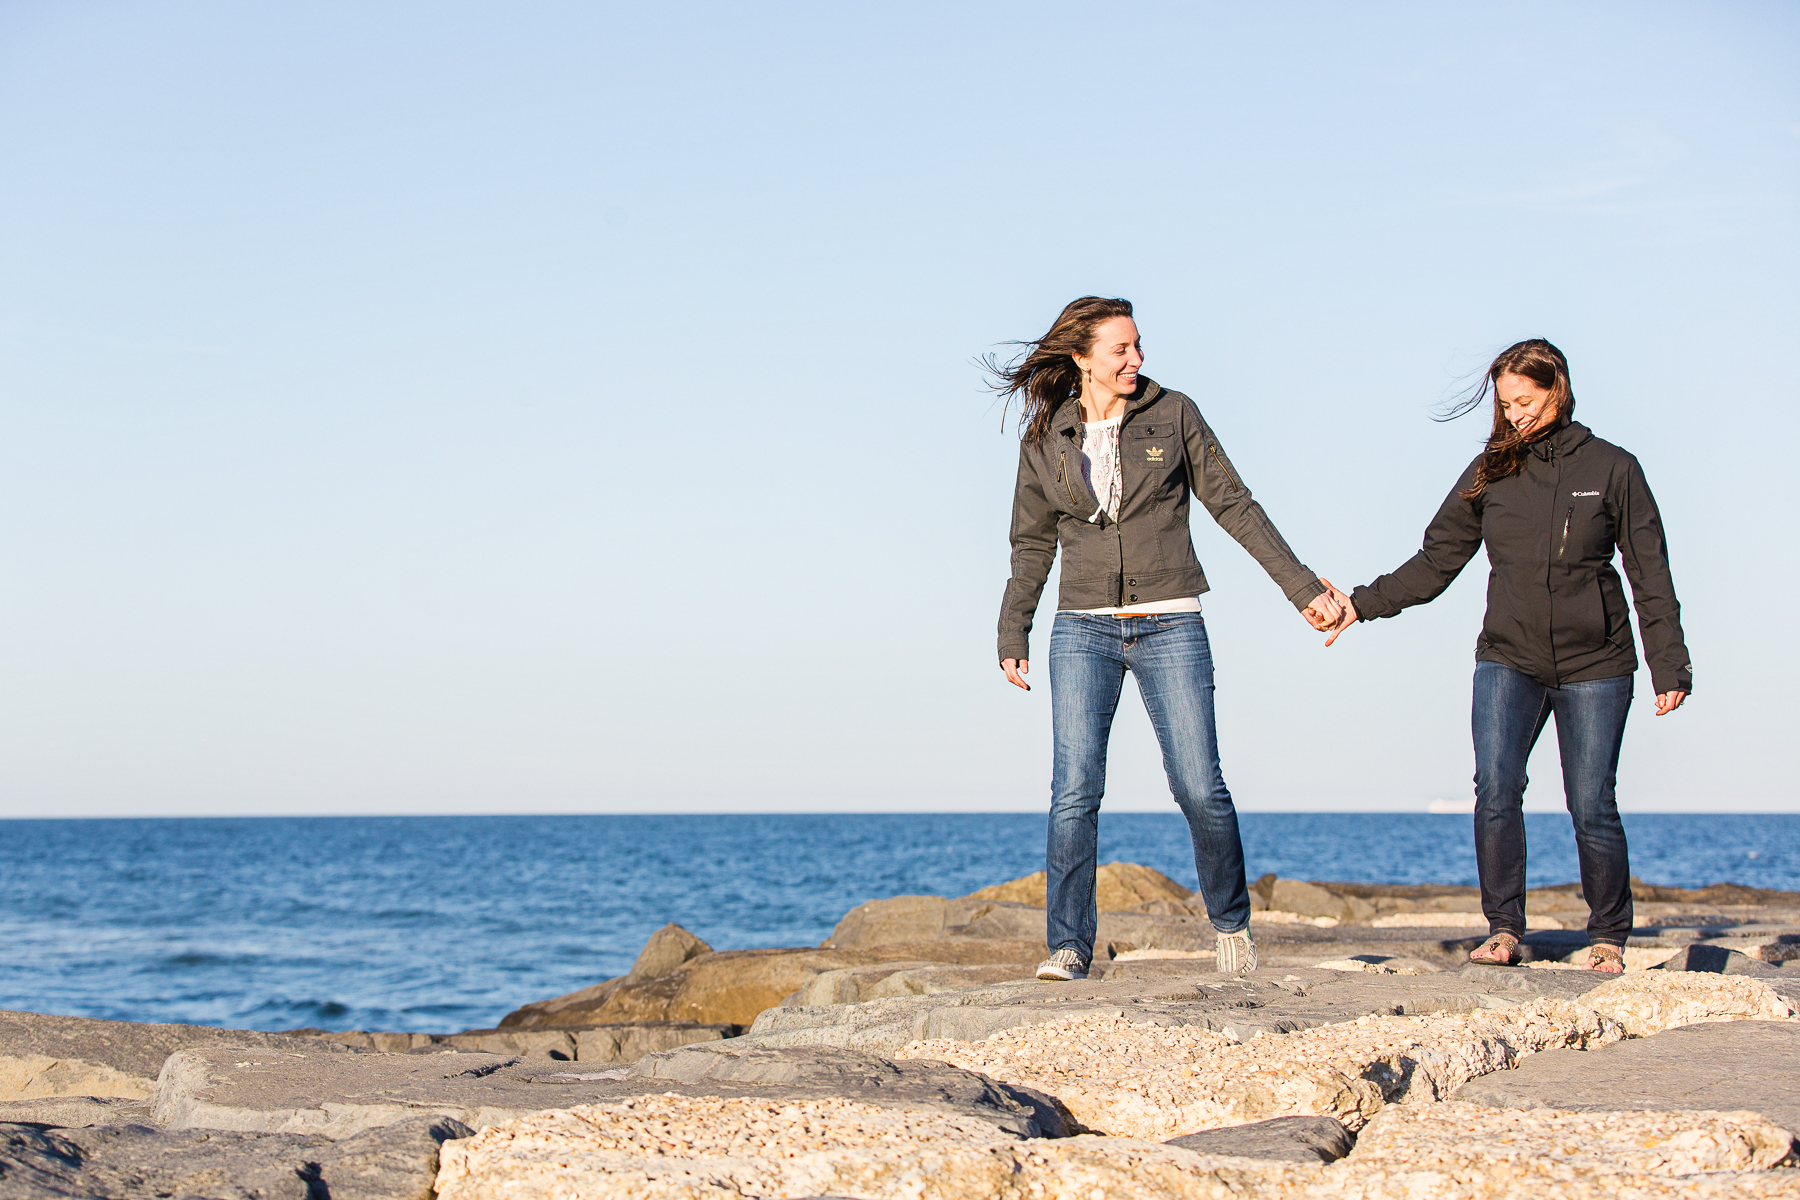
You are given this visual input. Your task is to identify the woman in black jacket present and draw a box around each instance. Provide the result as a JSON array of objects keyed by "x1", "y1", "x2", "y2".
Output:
[{"x1": 1321, "y1": 339, "x2": 1690, "y2": 973}]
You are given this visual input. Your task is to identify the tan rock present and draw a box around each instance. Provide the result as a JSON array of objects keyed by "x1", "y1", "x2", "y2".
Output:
[
  {"x1": 964, "y1": 869, "x2": 1048, "y2": 906},
  {"x1": 1093, "y1": 861, "x2": 1194, "y2": 910},
  {"x1": 963, "y1": 862, "x2": 1192, "y2": 913},
  {"x1": 898, "y1": 1001, "x2": 1623, "y2": 1139},
  {"x1": 432, "y1": 1095, "x2": 1017, "y2": 1200},
  {"x1": 1254, "y1": 910, "x2": 1341, "y2": 927},
  {"x1": 825, "y1": 895, "x2": 950, "y2": 947},
  {"x1": 500, "y1": 942, "x2": 1047, "y2": 1030},
  {"x1": 1580, "y1": 971, "x2": 1797, "y2": 1036},
  {"x1": 0, "y1": 1054, "x2": 155, "y2": 1102},
  {"x1": 1267, "y1": 878, "x2": 1378, "y2": 925},
  {"x1": 1370, "y1": 912, "x2": 1489, "y2": 928},
  {"x1": 612, "y1": 949, "x2": 863, "y2": 1027},
  {"x1": 1332, "y1": 1102, "x2": 1799, "y2": 1195},
  {"x1": 628, "y1": 923, "x2": 711, "y2": 979},
  {"x1": 1310, "y1": 958, "x2": 1436, "y2": 975},
  {"x1": 1113, "y1": 948, "x2": 1211, "y2": 962},
  {"x1": 495, "y1": 975, "x2": 626, "y2": 1029},
  {"x1": 782, "y1": 962, "x2": 940, "y2": 1006},
  {"x1": 893, "y1": 970, "x2": 1800, "y2": 1144},
  {"x1": 432, "y1": 1094, "x2": 1292, "y2": 1200},
  {"x1": 432, "y1": 1092, "x2": 1800, "y2": 1200},
  {"x1": 1528, "y1": 946, "x2": 1682, "y2": 972}
]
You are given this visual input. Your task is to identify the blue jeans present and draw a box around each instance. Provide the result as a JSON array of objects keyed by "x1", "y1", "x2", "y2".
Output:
[
  {"x1": 1472, "y1": 661, "x2": 1635, "y2": 945},
  {"x1": 1046, "y1": 612, "x2": 1251, "y2": 960}
]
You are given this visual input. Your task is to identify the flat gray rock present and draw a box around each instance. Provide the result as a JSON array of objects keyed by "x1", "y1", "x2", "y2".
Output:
[
  {"x1": 0, "y1": 1115, "x2": 467, "y2": 1200},
  {"x1": 1454, "y1": 1019, "x2": 1800, "y2": 1137},
  {"x1": 627, "y1": 1042, "x2": 1070, "y2": 1137},
  {"x1": 1652, "y1": 944, "x2": 1786, "y2": 977},
  {"x1": 0, "y1": 1009, "x2": 359, "y2": 1104},
  {"x1": 0, "y1": 1096, "x2": 151, "y2": 1129},
  {"x1": 154, "y1": 1040, "x2": 1072, "y2": 1142},
  {"x1": 154, "y1": 1045, "x2": 627, "y2": 1139},
  {"x1": 1165, "y1": 1114, "x2": 1355, "y2": 1163},
  {"x1": 739, "y1": 964, "x2": 1619, "y2": 1055}
]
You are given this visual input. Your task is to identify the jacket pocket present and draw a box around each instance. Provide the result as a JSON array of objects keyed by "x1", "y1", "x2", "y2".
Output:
[
  {"x1": 1128, "y1": 423, "x2": 1177, "y2": 475},
  {"x1": 1551, "y1": 571, "x2": 1610, "y2": 658},
  {"x1": 1599, "y1": 571, "x2": 1631, "y2": 648}
]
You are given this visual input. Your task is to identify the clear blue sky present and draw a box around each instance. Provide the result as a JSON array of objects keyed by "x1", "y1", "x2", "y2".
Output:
[{"x1": 1, "y1": 2, "x2": 1794, "y2": 817}]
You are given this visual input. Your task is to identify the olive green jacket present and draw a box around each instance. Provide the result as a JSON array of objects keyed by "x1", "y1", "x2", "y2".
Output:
[{"x1": 998, "y1": 377, "x2": 1325, "y2": 662}]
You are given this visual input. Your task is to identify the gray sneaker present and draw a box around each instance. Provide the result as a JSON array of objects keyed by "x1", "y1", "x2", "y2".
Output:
[
  {"x1": 1035, "y1": 947, "x2": 1089, "y2": 981},
  {"x1": 1216, "y1": 928, "x2": 1258, "y2": 975}
]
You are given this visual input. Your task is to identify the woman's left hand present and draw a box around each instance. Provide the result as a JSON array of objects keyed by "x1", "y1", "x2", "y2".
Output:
[{"x1": 1654, "y1": 691, "x2": 1687, "y2": 716}]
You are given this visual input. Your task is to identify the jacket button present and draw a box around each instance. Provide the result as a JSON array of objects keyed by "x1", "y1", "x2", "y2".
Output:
[
  {"x1": 1127, "y1": 579, "x2": 1137, "y2": 586},
  {"x1": 1128, "y1": 594, "x2": 1138, "y2": 602}
]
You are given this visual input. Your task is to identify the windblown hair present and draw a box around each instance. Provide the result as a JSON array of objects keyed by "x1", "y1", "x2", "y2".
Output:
[
  {"x1": 983, "y1": 296, "x2": 1135, "y2": 446},
  {"x1": 1441, "y1": 339, "x2": 1575, "y2": 500}
]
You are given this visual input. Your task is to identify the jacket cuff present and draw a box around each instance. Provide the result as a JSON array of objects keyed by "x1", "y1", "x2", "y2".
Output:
[
  {"x1": 1350, "y1": 584, "x2": 1389, "y2": 621},
  {"x1": 998, "y1": 640, "x2": 1029, "y2": 663},
  {"x1": 1287, "y1": 578, "x2": 1327, "y2": 611},
  {"x1": 1650, "y1": 672, "x2": 1692, "y2": 697}
]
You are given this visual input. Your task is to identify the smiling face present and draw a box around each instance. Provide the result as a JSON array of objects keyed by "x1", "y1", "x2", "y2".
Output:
[
  {"x1": 1496, "y1": 372, "x2": 1557, "y2": 438},
  {"x1": 1073, "y1": 316, "x2": 1142, "y2": 400}
]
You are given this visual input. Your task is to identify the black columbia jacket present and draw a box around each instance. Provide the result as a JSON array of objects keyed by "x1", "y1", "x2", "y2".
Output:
[
  {"x1": 1352, "y1": 419, "x2": 1692, "y2": 695},
  {"x1": 998, "y1": 377, "x2": 1326, "y2": 662}
]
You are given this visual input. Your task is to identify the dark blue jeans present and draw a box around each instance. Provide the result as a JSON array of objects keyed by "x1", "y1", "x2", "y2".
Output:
[
  {"x1": 1472, "y1": 660, "x2": 1635, "y2": 945},
  {"x1": 1046, "y1": 612, "x2": 1252, "y2": 961}
]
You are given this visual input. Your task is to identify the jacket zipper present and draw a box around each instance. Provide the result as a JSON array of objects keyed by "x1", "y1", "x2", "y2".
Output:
[
  {"x1": 1058, "y1": 450, "x2": 1081, "y2": 510},
  {"x1": 1208, "y1": 443, "x2": 1241, "y2": 492},
  {"x1": 1558, "y1": 507, "x2": 1573, "y2": 560}
]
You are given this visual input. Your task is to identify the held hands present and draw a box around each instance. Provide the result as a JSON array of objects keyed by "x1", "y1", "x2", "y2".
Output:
[
  {"x1": 1309, "y1": 578, "x2": 1358, "y2": 646},
  {"x1": 1302, "y1": 587, "x2": 1345, "y2": 633}
]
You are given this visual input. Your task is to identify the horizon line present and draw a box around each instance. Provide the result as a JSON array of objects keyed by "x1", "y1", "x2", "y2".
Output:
[{"x1": 3, "y1": 808, "x2": 1794, "y2": 821}]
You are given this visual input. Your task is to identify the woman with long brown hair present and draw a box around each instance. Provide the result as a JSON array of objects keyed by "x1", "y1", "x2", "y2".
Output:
[
  {"x1": 1319, "y1": 339, "x2": 1691, "y2": 972},
  {"x1": 993, "y1": 296, "x2": 1342, "y2": 981}
]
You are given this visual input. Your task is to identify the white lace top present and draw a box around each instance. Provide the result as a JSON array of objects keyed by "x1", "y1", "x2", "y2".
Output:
[{"x1": 1080, "y1": 415, "x2": 1123, "y2": 522}]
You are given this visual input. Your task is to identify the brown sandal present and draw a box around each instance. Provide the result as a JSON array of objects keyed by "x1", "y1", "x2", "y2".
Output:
[
  {"x1": 1469, "y1": 931, "x2": 1522, "y2": 966},
  {"x1": 1586, "y1": 944, "x2": 1625, "y2": 974}
]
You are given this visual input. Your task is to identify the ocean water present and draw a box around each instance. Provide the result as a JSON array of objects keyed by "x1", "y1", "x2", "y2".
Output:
[{"x1": 1, "y1": 813, "x2": 1791, "y2": 1034}]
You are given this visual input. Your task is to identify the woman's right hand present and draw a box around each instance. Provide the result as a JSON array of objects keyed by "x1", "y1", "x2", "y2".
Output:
[{"x1": 1002, "y1": 659, "x2": 1031, "y2": 691}]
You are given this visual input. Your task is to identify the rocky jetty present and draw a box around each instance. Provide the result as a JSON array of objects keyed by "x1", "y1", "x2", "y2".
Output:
[{"x1": 2, "y1": 864, "x2": 1798, "y2": 1197}]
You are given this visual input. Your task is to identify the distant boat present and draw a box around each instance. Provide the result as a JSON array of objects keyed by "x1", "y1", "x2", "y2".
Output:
[{"x1": 1427, "y1": 798, "x2": 1477, "y2": 814}]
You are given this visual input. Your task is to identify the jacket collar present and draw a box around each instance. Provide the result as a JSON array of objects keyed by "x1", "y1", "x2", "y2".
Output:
[
  {"x1": 1055, "y1": 377, "x2": 1164, "y2": 437},
  {"x1": 1529, "y1": 417, "x2": 1593, "y2": 461}
]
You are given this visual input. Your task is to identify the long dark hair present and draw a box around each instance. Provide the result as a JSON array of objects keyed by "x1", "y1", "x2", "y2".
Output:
[
  {"x1": 1442, "y1": 338, "x2": 1575, "y2": 500},
  {"x1": 983, "y1": 296, "x2": 1134, "y2": 446}
]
